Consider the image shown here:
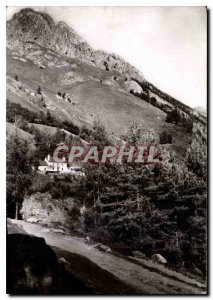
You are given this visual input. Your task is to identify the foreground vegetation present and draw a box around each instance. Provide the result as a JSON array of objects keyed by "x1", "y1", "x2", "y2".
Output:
[{"x1": 6, "y1": 105, "x2": 207, "y2": 277}]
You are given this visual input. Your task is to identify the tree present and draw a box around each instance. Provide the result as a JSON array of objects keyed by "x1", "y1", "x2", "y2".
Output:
[
  {"x1": 77, "y1": 121, "x2": 206, "y2": 272},
  {"x1": 185, "y1": 131, "x2": 207, "y2": 180},
  {"x1": 15, "y1": 115, "x2": 28, "y2": 131},
  {"x1": 167, "y1": 133, "x2": 173, "y2": 144},
  {"x1": 159, "y1": 131, "x2": 173, "y2": 144},
  {"x1": 122, "y1": 122, "x2": 159, "y2": 146},
  {"x1": 150, "y1": 97, "x2": 157, "y2": 107},
  {"x1": 90, "y1": 119, "x2": 109, "y2": 145},
  {"x1": 46, "y1": 111, "x2": 54, "y2": 126},
  {"x1": 37, "y1": 85, "x2": 42, "y2": 95},
  {"x1": 7, "y1": 134, "x2": 32, "y2": 219},
  {"x1": 165, "y1": 108, "x2": 181, "y2": 125}
]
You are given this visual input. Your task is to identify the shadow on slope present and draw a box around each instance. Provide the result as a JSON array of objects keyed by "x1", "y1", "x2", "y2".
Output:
[
  {"x1": 7, "y1": 231, "x2": 92, "y2": 295},
  {"x1": 52, "y1": 246, "x2": 140, "y2": 295}
]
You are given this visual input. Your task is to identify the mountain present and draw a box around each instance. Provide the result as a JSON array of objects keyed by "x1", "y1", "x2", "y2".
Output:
[
  {"x1": 6, "y1": 9, "x2": 207, "y2": 286},
  {"x1": 6, "y1": 8, "x2": 206, "y2": 157},
  {"x1": 7, "y1": 8, "x2": 144, "y2": 81},
  {"x1": 194, "y1": 106, "x2": 207, "y2": 117}
]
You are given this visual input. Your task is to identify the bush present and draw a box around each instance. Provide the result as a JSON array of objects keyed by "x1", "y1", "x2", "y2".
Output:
[
  {"x1": 181, "y1": 118, "x2": 193, "y2": 133},
  {"x1": 159, "y1": 131, "x2": 173, "y2": 144},
  {"x1": 161, "y1": 246, "x2": 183, "y2": 265},
  {"x1": 68, "y1": 205, "x2": 80, "y2": 222},
  {"x1": 141, "y1": 237, "x2": 154, "y2": 253},
  {"x1": 37, "y1": 85, "x2": 42, "y2": 95},
  {"x1": 139, "y1": 92, "x2": 149, "y2": 102},
  {"x1": 167, "y1": 133, "x2": 173, "y2": 144},
  {"x1": 165, "y1": 109, "x2": 181, "y2": 125},
  {"x1": 84, "y1": 208, "x2": 95, "y2": 230},
  {"x1": 154, "y1": 239, "x2": 166, "y2": 249},
  {"x1": 150, "y1": 96, "x2": 157, "y2": 107}
]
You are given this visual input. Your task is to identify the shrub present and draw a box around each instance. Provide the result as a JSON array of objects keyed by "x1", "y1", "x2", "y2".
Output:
[
  {"x1": 68, "y1": 204, "x2": 80, "y2": 222},
  {"x1": 141, "y1": 237, "x2": 154, "y2": 253},
  {"x1": 84, "y1": 208, "x2": 95, "y2": 230},
  {"x1": 165, "y1": 108, "x2": 181, "y2": 125},
  {"x1": 139, "y1": 92, "x2": 149, "y2": 102},
  {"x1": 161, "y1": 246, "x2": 183, "y2": 265},
  {"x1": 159, "y1": 131, "x2": 173, "y2": 144},
  {"x1": 37, "y1": 85, "x2": 42, "y2": 95},
  {"x1": 150, "y1": 96, "x2": 157, "y2": 107},
  {"x1": 181, "y1": 118, "x2": 193, "y2": 133},
  {"x1": 167, "y1": 133, "x2": 173, "y2": 144}
]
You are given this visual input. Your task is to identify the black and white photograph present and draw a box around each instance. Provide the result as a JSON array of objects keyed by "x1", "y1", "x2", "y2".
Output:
[{"x1": 5, "y1": 5, "x2": 207, "y2": 295}]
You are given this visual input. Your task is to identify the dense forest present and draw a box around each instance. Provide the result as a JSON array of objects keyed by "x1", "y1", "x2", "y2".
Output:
[{"x1": 6, "y1": 101, "x2": 207, "y2": 277}]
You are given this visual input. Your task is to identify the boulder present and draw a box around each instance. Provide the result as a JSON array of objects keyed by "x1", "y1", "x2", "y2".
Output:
[
  {"x1": 84, "y1": 236, "x2": 90, "y2": 243},
  {"x1": 58, "y1": 257, "x2": 67, "y2": 265},
  {"x1": 124, "y1": 80, "x2": 143, "y2": 94},
  {"x1": 151, "y1": 253, "x2": 167, "y2": 264},
  {"x1": 27, "y1": 216, "x2": 38, "y2": 223},
  {"x1": 94, "y1": 243, "x2": 112, "y2": 253},
  {"x1": 7, "y1": 233, "x2": 91, "y2": 294}
]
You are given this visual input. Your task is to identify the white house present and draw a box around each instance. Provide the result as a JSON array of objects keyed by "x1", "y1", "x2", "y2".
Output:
[
  {"x1": 38, "y1": 154, "x2": 84, "y2": 175},
  {"x1": 37, "y1": 160, "x2": 49, "y2": 173},
  {"x1": 38, "y1": 154, "x2": 69, "y2": 174},
  {"x1": 45, "y1": 154, "x2": 69, "y2": 172}
]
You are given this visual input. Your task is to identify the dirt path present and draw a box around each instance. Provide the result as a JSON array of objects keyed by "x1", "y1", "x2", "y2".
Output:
[{"x1": 10, "y1": 219, "x2": 206, "y2": 295}]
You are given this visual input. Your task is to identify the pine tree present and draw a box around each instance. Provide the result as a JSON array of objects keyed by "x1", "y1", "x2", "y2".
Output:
[{"x1": 6, "y1": 134, "x2": 32, "y2": 219}]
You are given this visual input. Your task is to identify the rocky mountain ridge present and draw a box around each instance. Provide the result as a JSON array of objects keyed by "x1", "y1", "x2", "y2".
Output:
[
  {"x1": 6, "y1": 7, "x2": 206, "y2": 158},
  {"x1": 7, "y1": 8, "x2": 144, "y2": 81}
]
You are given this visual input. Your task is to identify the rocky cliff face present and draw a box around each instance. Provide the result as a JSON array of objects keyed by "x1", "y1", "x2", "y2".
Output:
[{"x1": 7, "y1": 8, "x2": 144, "y2": 81}]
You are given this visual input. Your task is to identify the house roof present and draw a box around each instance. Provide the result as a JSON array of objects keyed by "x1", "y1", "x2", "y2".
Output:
[
  {"x1": 46, "y1": 155, "x2": 67, "y2": 163},
  {"x1": 39, "y1": 160, "x2": 48, "y2": 167}
]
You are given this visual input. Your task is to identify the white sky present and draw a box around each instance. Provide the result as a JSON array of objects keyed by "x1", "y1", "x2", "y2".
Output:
[{"x1": 6, "y1": 6, "x2": 207, "y2": 109}]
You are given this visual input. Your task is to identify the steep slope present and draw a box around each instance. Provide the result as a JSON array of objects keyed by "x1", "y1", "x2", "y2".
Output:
[
  {"x1": 7, "y1": 8, "x2": 144, "y2": 81},
  {"x1": 6, "y1": 122, "x2": 36, "y2": 151},
  {"x1": 6, "y1": 8, "x2": 195, "y2": 158},
  {"x1": 6, "y1": 48, "x2": 165, "y2": 133},
  {"x1": 9, "y1": 219, "x2": 206, "y2": 295}
]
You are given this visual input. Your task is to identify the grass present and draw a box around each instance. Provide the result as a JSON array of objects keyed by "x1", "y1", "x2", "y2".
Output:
[
  {"x1": 7, "y1": 47, "x2": 192, "y2": 158},
  {"x1": 52, "y1": 246, "x2": 140, "y2": 295},
  {"x1": 6, "y1": 122, "x2": 36, "y2": 149}
]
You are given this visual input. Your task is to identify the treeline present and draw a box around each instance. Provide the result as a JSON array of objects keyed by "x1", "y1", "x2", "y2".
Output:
[
  {"x1": 165, "y1": 109, "x2": 194, "y2": 133},
  {"x1": 6, "y1": 100, "x2": 92, "y2": 139},
  {"x1": 75, "y1": 124, "x2": 207, "y2": 275},
  {"x1": 6, "y1": 101, "x2": 207, "y2": 276},
  {"x1": 129, "y1": 89, "x2": 193, "y2": 133},
  {"x1": 130, "y1": 78, "x2": 207, "y2": 127}
]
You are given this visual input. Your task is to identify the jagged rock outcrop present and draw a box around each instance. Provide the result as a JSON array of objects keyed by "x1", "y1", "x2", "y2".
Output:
[
  {"x1": 124, "y1": 79, "x2": 143, "y2": 94},
  {"x1": 7, "y1": 8, "x2": 144, "y2": 81}
]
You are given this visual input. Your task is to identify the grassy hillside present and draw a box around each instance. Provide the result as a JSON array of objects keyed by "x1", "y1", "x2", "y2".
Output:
[
  {"x1": 6, "y1": 122, "x2": 36, "y2": 149},
  {"x1": 6, "y1": 48, "x2": 192, "y2": 158}
]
